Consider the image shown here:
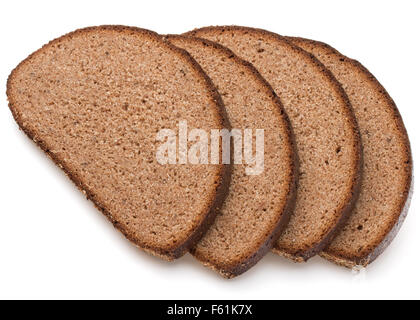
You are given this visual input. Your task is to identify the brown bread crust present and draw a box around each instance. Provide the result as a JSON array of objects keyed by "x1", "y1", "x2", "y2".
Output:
[
  {"x1": 167, "y1": 35, "x2": 298, "y2": 277},
  {"x1": 7, "y1": 25, "x2": 232, "y2": 260},
  {"x1": 288, "y1": 37, "x2": 413, "y2": 267},
  {"x1": 186, "y1": 26, "x2": 363, "y2": 261}
]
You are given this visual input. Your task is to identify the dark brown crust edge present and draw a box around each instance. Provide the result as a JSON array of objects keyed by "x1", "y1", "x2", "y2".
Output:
[
  {"x1": 168, "y1": 34, "x2": 299, "y2": 278},
  {"x1": 288, "y1": 37, "x2": 413, "y2": 268},
  {"x1": 6, "y1": 25, "x2": 233, "y2": 261},
  {"x1": 186, "y1": 26, "x2": 363, "y2": 262}
]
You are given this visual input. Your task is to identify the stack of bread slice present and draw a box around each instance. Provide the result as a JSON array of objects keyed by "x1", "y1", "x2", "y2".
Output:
[{"x1": 7, "y1": 25, "x2": 412, "y2": 278}]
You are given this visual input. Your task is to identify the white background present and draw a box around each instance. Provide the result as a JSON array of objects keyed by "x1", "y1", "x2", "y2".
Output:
[{"x1": 0, "y1": 0, "x2": 419, "y2": 300}]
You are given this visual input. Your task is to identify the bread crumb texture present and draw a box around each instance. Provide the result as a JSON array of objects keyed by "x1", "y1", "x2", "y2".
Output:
[
  {"x1": 188, "y1": 26, "x2": 362, "y2": 261},
  {"x1": 289, "y1": 37, "x2": 412, "y2": 267},
  {"x1": 167, "y1": 35, "x2": 297, "y2": 277},
  {"x1": 7, "y1": 26, "x2": 231, "y2": 260}
]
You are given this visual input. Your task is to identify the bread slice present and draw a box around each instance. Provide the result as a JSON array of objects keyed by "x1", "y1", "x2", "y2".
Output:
[
  {"x1": 186, "y1": 26, "x2": 363, "y2": 261},
  {"x1": 166, "y1": 35, "x2": 297, "y2": 277},
  {"x1": 7, "y1": 25, "x2": 232, "y2": 260},
  {"x1": 288, "y1": 37, "x2": 413, "y2": 268}
]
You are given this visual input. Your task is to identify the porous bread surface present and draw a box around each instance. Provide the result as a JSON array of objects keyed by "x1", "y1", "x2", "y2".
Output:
[
  {"x1": 7, "y1": 26, "x2": 232, "y2": 260},
  {"x1": 187, "y1": 26, "x2": 362, "y2": 261},
  {"x1": 167, "y1": 35, "x2": 297, "y2": 277},
  {"x1": 288, "y1": 37, "x2": 413, "y2": 267}
]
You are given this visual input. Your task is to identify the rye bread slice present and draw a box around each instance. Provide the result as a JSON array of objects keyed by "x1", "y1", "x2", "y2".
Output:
[
  {"x1": 288, "y1": 37, "x2": 413, "y2": 268},
  {"x1": 186, "y1": 26, "x2": 363, "y2": 261},
  {"x1": 7, "y1": 25, "x2": 232, "y2": 260},
  {"x1": 166, "y1": 35, "x2": 297, "y2": 277}
]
